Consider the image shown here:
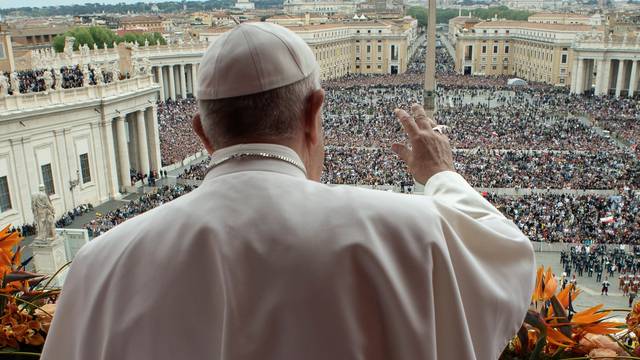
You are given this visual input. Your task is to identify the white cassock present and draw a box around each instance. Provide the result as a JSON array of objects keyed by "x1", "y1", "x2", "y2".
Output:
[{"x1": 42, "y1": 144, "x2": 535, "y2": 360}]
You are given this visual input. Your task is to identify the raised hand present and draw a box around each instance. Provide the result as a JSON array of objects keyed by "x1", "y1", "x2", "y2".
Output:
[{"x1": 391, "y1": 103, "x2": 454, "y2": 185}]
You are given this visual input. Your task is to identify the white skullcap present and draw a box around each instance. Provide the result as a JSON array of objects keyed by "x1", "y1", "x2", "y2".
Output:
[{"x1": 197, "y1": 22, "x2": 318, "y2": 100}]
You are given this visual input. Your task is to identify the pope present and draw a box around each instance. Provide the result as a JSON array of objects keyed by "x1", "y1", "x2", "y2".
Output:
[{"x1": 42, "y1": 22, "x2": 535, "y2": 360}]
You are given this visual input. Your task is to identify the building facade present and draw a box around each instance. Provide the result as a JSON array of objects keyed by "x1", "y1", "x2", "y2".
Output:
[
  {"x1": 120, "y1": 16, "x2": 164, "y2": 34},
  {"x1": 0, "y1": 75, "x2": 161, "y2": 228},
  {"x1": 200, "y1": 18, "x2": 419, "y2": 79},
  {"x1": 454, "y1": 20, "x2": 594, "y2": 85},
  {"x1": 571, "y1": 32, "x2": 640, "y2": 97}
]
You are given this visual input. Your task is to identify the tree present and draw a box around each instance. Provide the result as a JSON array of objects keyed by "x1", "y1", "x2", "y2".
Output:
[
  {"x1": 51, "y1": 26, "x2": 167, "y2": 53},
  {"x1": 407, "y1": 6, "x2": 428, "y2": 27},
  {"x1": 407, "y1": 5, "x2": 533, "y2": 26},
  {"x1": 52, "y1": 35, "x2": 65, "y2": 53}
]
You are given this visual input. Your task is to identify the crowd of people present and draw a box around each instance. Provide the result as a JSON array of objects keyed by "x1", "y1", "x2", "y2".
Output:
[
  {"x1": 77, "y1": 38, "x2": 639, "y2": 247},
  {"x1": 157, "y1": 99, "x2": 204, "y2": 166},
  {"x1": 3, "y1": 65, "x2": 117, "y2": 95},
  {"x1": 84, "y1": 185, "x2": 194, "y2": 237},
  {"x1": 488, "y1": 192, "x2": 639, "y2": 244},
  {"x1": 559, "y1": 245, "x2": 640, "y2": 302}
]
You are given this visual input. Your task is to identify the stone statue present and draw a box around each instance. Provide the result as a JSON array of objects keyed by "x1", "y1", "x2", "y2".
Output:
[
  {"x1": 31, "y1": 184, "x2": 56, "y2": 242},
  {"x1": 43, "y1": 70, "x2": 53, "y2": 90},
  {"x1": 145, "y1": 58, "x2": 152, "y2": 75},
  {"x1": 95, "y1": 66, "x2": 104, "y2": 85},
  {"x1": 131, "y1": 60, "x2": 140, "y2": 77},
  {"x1": 9, "y1": 72, "x2": 19, "y2": 94},
  {"x1": 103, "y1": 42, "x2": 108, "y2": 50},
  {"x1": 64, "y1": 36, "x2": 75, "y2": 57},
  {"x1": 82, "y1": 65, "x2": 91, "y2": 86},
  {"x1": 145, "y1": 39, "x2": 149, "y2": 47},
  {"x1": 112, "y1": 64, "x2": 121, "y2": 82},
  {"x1": 0, "y1": 73, "x2": 8, "y2": 96},
  {"x1": 113, "y1": 40, "x2": 117, "y2": 49},
  {"x1": 53, "y1": 68, "x2": 61, "y2": 89},
  {"x1": 156, "y1": 39, "x2": 161, "y2": 48},
  {"x1": 93, "y1": 43, "x2": 98, "y2": 51}
]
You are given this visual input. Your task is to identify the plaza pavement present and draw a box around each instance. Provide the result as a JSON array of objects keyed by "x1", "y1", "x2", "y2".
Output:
[{"x1": 535, "y1": 251, "x2": 630, "y2": 315}]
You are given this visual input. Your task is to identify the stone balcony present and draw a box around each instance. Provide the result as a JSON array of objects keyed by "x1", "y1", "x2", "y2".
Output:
[
  {"x1": 30, "y1": 42, "x2": 210, "y2": 70},
  {"x1": 0, "y1": 75, "x2": 157, "y2": 114}
]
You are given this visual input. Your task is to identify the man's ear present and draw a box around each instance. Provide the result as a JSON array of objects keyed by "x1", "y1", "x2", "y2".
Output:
[
  {"x1": 304, "y1": 89, "x2": 325, "y2": 145},
  {"x1": 192, "y1": 113, "x2": 215, "y2": 154}
]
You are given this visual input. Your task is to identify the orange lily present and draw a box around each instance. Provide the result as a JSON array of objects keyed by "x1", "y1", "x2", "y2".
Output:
[{"x1": 542, "y1": 267, "x2": 558, "y2": 301}]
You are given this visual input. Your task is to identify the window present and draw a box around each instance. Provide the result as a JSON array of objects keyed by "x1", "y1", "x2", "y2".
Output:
[
  {"x1": 367, "y1": 45, "x2": 371, "y2": 53},
  {"x1": 377, "y1": 45, "x2": 382, "y2": 52},
  {"x1": 366, "y1": 65, "x2": 371, "y2": 69},
  {"x1": 493, "y1": 45, "x2": 498, "y2": 54},
  {"x1": 356, "y1": 65, "x2": 360, "y2": 69},
  {"x1": 492, "y1": 65, "x2": 497, "y2": 70},
  {"x1": 0, "y1": 176, "x2": 11, "y2": 212},
  {"x1": 356, "y1": 46, "x2": 360, "y2": 53},
  {"x1": 504, "y1": 45, "x2": 509, "y2": 54},
  {"x1": 377, "y1": 65, "x2": 381, "y2": 69},
  {"x1": 560, "y1": 78, "x2": 565, "y2": 84},
  {"x1": 80, "y1": 153, "x2": 91, "y2": 184},
  {"x1": 561, "y1": 54, "x2": 567, "y2": 64},
  {"x1": 0, "y1": 44, "x2": 4, "y2": 59},
  {"x1": 482, "y1": 46, "x2": 486, "y2": 54},
  {"x1": 41, "y1": 164, "x2": 55, "y2": 195}
]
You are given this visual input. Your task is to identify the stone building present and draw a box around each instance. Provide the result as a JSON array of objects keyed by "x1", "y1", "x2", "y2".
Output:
[
  {"x1": 454, "y1": 20, "x2": 595, "y2": 85},
  {"x1": 119, "y1": 16, "x2": 164, "y2": 34},
  {"x1": 199, "y1": 18, "x2": 419, "y2": 79},
  {"x1": 0, "y1": 76, "x2": 161, "y2": 228}
]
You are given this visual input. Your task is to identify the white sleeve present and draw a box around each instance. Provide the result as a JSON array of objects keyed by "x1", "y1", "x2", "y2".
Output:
[
  {"x1": 423, "y1": 170, "x2": 536, "y2": 358},
  {"x1": 424, "y1": 171, "x2": 505, "y2": 220}
]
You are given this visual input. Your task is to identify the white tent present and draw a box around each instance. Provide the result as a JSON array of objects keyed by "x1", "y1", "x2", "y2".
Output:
[{"x1": 507, "y1": 78, "x2": 527, "y2": 86}]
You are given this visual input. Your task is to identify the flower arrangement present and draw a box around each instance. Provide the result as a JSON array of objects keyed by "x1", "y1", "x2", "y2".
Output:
[
  {"x1": 0, "y1": 225, "x2": 63, "y2": 359},
  {"x1": 500, "y1": 266, "x2": 640, "y2": 360}
]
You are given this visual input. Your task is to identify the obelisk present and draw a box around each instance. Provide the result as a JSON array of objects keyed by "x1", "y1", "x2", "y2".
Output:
[{"x1": 423, "y1": 0, "x2": 437, "y2": 117}]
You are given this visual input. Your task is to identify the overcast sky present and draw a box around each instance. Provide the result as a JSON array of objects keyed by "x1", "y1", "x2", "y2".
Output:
[{"x1": 0, "y1": 0, "x2": 175, "y2": 9}]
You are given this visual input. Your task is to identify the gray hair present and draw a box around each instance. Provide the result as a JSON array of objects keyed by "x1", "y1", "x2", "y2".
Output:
[{"x1": 198, "y1": 71, "x2": 321, "y2": 148}]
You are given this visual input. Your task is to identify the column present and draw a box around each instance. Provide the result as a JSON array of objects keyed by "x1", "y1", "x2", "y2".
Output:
[
  {"x1": 115, "y1": 116, "x2": 131, "y2": 190},
  {"x1": 192, "y1": 63, "x2": 198, "y2": 96},
  {"x1": 629, "y1": 60, "x2": 638, "y2": 97},
  {"x1": 53, "y1": 129, "x2": 71, "y2": 210},
  {"x1": 146, "y1": 106, "x2": 162, "y2": 172},
  {"x1": 156, "y1": 66, "x2": 165, "y2": 101},
  {"x1": 168, "y1": 65, "x2": 176, "y2": 100},
  {"x1": 597, "y1": 59, "x2": 611, "y2": 96},
  {"x1": 89, "y1": 122, "x2": 107, "y2": 200},
  {"x1": 100, "y1": 118, "x2": 118, "y2": 199},
  {"x1": 179, "y1": 64, "x2": 187, "y2": 99},
  {"x1": 9, "y1": 139, "x2": 28, "y2": 224},
  {"x1": 570, "y1": 57, "x2": 579, "y2": 93},
  {"x1": 595, "y1": 59, "x2": 605, "y2": 96},
  {"x1": 136, "y1": 110, "x2": 150, "y2": 177},
  {"x1": 616, "y1": 59, "x2": 626, "y2": 97},
  {"x1": 575, "y1": 59, "x2": 585, "y2": 95}
]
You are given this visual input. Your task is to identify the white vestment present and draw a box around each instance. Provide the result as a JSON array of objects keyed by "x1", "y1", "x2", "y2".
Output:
[{"x1": 42, "y1": 144, "x2": 535, "y2": 360}]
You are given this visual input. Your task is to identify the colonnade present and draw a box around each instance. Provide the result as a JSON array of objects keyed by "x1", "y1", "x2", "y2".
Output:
[
  {"x1": 103, "y1": 105, "x2": 161, "y2": 194},
  {"x1": 153, "y1": 63, "x2": 199, "y2": 101},
  {"x1": 571, "y1": 57, "x2": 640, "y2": 97}
]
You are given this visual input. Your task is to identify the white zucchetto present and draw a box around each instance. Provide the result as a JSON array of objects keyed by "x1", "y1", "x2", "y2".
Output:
[{"x1": 197, "y1": 22, "x2": 318, "y2": 100}]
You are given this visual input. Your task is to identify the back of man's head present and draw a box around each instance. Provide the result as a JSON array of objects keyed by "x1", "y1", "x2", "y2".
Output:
[{"x1": 196, "y1": 22, "x2": 321, "y2": 148}]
